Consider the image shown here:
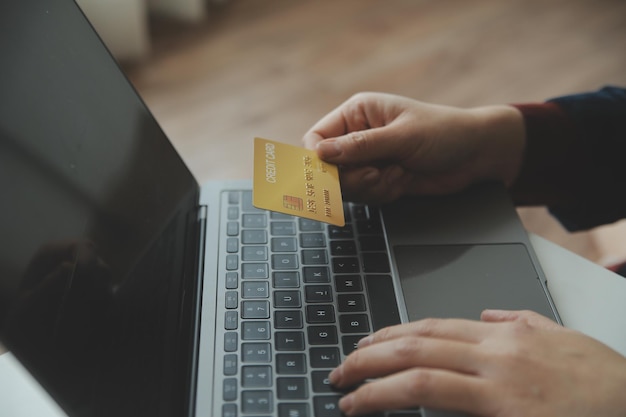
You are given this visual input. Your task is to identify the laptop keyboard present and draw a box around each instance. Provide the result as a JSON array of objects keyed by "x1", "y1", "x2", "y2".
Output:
[{"x1": 217, "y1": 190, "x2": 405, "y2": 417}]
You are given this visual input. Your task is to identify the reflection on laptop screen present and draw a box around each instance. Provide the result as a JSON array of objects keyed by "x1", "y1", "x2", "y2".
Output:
[{"x1": 0, "y1": 1, "x2": 201, "y2": 415}]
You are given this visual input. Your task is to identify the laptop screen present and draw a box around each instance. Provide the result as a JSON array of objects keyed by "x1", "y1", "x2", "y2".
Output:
[{"x1": 0, "y1": 1, "x2": 201, "y2": 415}]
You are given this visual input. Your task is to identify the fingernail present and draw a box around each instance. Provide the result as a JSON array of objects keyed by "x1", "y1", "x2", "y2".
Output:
[
  {"x1": 339, "y1": 393, "x2": 354, "y2": 414},
  {"x1": 357, "y1": 335, "x2": 373, "y2": 348},
  {"x1": 317, "y1": 140, "x2": 341, "y2": 158},
  {"x1": 328, "y1": 365, "x2": 343, "y2": 385}
]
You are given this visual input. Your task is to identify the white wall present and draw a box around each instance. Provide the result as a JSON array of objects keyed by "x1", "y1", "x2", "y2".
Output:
[
  {"x1": 75, "y1": 0, "x2": 150, "y2": 61},
  {"x1": 75, "y1": 0, "x2": 223, "y2": 61}
]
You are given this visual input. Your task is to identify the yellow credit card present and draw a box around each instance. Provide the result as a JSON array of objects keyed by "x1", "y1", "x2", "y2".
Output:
[{"x1": 253, "y1": 137, "x2": 345, "y2": 226}]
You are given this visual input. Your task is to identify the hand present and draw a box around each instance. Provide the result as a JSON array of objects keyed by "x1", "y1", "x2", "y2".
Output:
[
  {"x1": 303, "y1": 92, "x2": 525, "y2": 203},
  {"x1": 328, "y1": 310, "x2": 626, "y2": 416}
]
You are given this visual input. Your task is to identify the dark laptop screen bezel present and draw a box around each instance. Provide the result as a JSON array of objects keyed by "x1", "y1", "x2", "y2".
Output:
[{"x1": 0, "y1": 1, "x2": 202, "y2": 415}]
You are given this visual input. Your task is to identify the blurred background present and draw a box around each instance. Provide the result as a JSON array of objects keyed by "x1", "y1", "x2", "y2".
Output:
[{"x1": 79, "y1": 0, "x2": 626, "y2": 266}]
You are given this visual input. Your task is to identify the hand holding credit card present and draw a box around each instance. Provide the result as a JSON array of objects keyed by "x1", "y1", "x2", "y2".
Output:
[{"x1": 253, "y1": 137, "x2": 345, "y2": 226}]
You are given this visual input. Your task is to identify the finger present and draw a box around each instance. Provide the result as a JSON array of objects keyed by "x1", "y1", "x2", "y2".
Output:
[
  {"x1": 302, "y1": 105, "x2": 353, "y2": 150},
  {"x1": 302, "y1": 129, "x2": 328, "y2": 151},
  {"x1": 339, "y1": 368, "x2": 491, "y2": 417},
  {"x1": 339, "y1": 165, "x2": 410, "y2": 204},
  {"x1": 359, "y1": 317, "x2": 494, "y2": 349},
  {"x1": 314, "y1": 127, "x2": 411, "y2": 167},
  {"x1": 303, "y1": 91, "x2": 392, "y2": 150},
  {"x1": 330, "y1": 337, "x2": 482, "y2": 389},
  {"x1": 481, "y1": 309, "x2": 562, "y2": 330}
]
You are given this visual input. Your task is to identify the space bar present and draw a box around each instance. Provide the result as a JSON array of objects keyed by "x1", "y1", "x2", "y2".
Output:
[{"x1": 365, "y1": 275, "x2": 401, "y2": 331}]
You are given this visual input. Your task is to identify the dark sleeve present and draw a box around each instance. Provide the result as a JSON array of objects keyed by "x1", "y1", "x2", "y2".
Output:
[{"x1": 509, "y1": 86, "x2": 626, "y2": 231}]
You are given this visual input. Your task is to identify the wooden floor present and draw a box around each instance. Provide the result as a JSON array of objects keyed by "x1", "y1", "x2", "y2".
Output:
[{"x1": 124, "y1": 0, "x2": 626, "y2": 263}]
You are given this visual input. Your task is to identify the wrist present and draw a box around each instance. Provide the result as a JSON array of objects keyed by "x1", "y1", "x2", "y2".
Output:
[{"x1": 470, "y1": 105, "x2": 526, "y2": 186}]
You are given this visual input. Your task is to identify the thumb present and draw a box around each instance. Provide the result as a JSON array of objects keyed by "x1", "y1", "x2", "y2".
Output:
[{"x1": 315, "y1": 127, "x2": 407, "y2": 166}]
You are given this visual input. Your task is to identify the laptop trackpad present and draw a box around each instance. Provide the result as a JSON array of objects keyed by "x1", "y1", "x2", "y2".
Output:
[{"x1": 395, "y1": 244, "x2": 554, "y2": 321}]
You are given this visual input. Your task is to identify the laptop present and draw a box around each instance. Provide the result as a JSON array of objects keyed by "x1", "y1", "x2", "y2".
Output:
[{"x1": 0, "y1": 1, "x2": 559, "y2": 417}]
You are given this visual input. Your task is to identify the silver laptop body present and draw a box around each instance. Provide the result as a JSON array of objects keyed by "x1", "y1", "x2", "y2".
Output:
[{"x1": 0, "y1": 1, "x2": 558, "y2": 417}]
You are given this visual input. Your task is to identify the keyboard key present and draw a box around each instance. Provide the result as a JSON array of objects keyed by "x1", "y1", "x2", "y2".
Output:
[
  {"x1": 340, "y1": 314, "x2": 370, "y2": 333},
  {"x1": 224, "y1": 332, "x2": 238, "y2": 352},
  {"x1": 225, "y1": 272, "x2": 238, "y2": 289},
  {"x1": 225, "y1": 291, "x2": 238, "y2": 309},
  {"x1": 274, "y1": 310, "x2": 304, "y2": 329},
  {"x1": 223, "y1": 378, "x2": 238, "y2": 401},
  {"x1": 276, "y1": 353, "x2": 307, "y2": 374},
  {"x1": 242, "y1": 343, "x2": 271, "y2": 363},
  {"x1": 305, "y1": 285, "x2": 333, "y2": 303},
  {"x1": 278, "y1": 403, "x2": 310, "y2": 417},
  {"x1": 242, "y1": 246, "x2": 268, "y2": 261},
  {"x1": 227, "y1": 206, "x2": 239, "y2": 220},
  {"x1": 300, "y1": 233, "x2": 326, "y2": 248},
  {"x1": 307, "y1": 325, "x2": 338, "y2": 345},
  {"x1": 277, "y1": 377, "x2": 309, "y2": 399},
  {"x1": 225, "y1": 311, "x2": 238, "y2": 330},
  {"x1": 242, "y1": 365, "x2": 272, "y2": 387},
  {"x1": 241, "y1": 300, "x2": 270, "y2": 319},
  {"x1": 228, "y1": 191, "x2": 240, "y2": 205},
  {"x1": 306, "y1": 305, "x2": 335, "y2": 324},
  {"x1": 271, "y1": 211, "x2": 293, "y2": 220},
  {"x1": 241, "y1": 191, "x2": 261, "y2": 213},
  {"x1": 242, "y1": 263, "x2": 269, "y2": 279},
  {"x1": 271, "y1": 221, "x2": 296, "y2": 236},
  {"x1": 342, "y1": 335, "x2": 365, "y2": 356},
  {"x1": 357, "y1": 219, "x2": 382, "y2": 235},
  {"x1": 310, "y1": 347, "x2": 341, "y2": 368},
  {"x1": 303, "y1": 266, "x2": 330, "y2": 283},
  {"x1": 337, "y1": 294, "x2": 366, "y2": 312},
  {"x1": 299, "y1": 218, "x2": 323, "y2": 231},
  {"x1": 302, "y1": 249, "x2": 328, "y2": 265},
  {"x1": 274, "y1": 291, "x2": 302, "y2": 308},
  {"x1": 328, "y1": 225, "x2": 353, "y2": 239},
  {"x1": 241, "y1": 390, "x2": 273, "y2": 413},
  {"x1": 226, "y1": 254, "x2": 238, "y2": 271},
  {"x1": 335, "y1": 275, "x2": 363, "y2": 292},
  {"x1": 242, "y1": 281, "x2": 269, "y2": 299},
  {"x1": 242, "y1": 321, "x2": 271, "y2": 340},
  {"x1": 271, "y1": 237, "x2": 297, "y2": 252},
  {"x1": 351, "y1": 204, "x2": 368, "y2": 220},
  {"x1": 273, "y1": 271, "x2": 300, "y2": 288},
  {"x1": 227, "y1": 222, "x2": 239, "y2": 236},
  {"x1": 223, "y1": 354, "x2": 238, "y2": 376},
  {"x1": 222, "y1": 403, "x2": 237, "y2": 417},
  {"x1": 332, "y1": 257, "x2": 360, "y2": 273},
  {"x1": 226, "y1": 237, "x2": 239, "y2": 253},
  {"x1": 330, "y1": 240, "x2": 356, "y2": 256},
  {"x1": 243, "y1": 213, "x2": 267, "y2": 228},
  {"x1": 313, "y1": 396, "x2": 342, "y2": 417},
  {"x1": 275, "y1": 331, "x2": 305, "y2": 351},
  {"x1": 311, "y1": 371, "x2": 333, "y2": 393},
  {"x1": 242, "y1": 230, "x2": 267, "y2": 244},
  {"x1": 272, "y1": 254, "x2": 299, "y2": 270}
]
